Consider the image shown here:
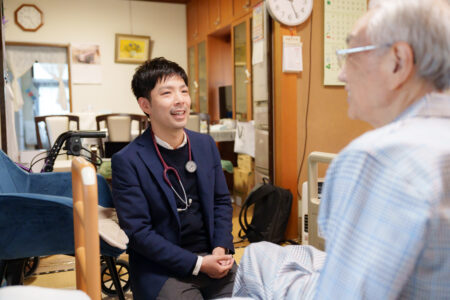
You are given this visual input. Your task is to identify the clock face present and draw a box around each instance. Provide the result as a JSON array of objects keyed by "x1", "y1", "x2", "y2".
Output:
[
  {"x1": 266, "y1": 0, "x2": 313, "y2": 26},
  {"x1": 15, "y1": 4, "x2": 44, "y2": 32}
]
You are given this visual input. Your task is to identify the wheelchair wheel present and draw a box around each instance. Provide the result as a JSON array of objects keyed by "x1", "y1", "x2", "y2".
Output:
[
  {"x1": 24, "y1": 257, "x2": 40, "y2": 278},
  {"x1": 100, "y1": 259, "x2": 130, "y2": 296}
]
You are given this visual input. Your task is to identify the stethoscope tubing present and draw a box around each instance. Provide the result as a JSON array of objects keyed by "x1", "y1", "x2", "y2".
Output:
[{"x1": 150, "y1": 129, "x2": 195, "y2": 211}]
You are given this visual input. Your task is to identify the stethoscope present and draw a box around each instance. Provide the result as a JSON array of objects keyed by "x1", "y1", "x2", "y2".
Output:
[{"x1": 151, "y1": 129, "x2": 197, "y2": 212}]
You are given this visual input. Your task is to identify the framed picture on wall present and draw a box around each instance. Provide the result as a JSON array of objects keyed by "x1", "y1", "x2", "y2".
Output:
[{"x1": 115, "y1": 34, "x2": 151, "y2": 64}]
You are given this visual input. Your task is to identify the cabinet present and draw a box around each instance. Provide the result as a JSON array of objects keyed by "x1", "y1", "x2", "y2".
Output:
[
  {"x1": 232, "y1": 15, "x2": 252, "y2": 121},
  {"x1": 187, "y1": 0, "x2": 208, "y2": 46},
  {"x1": 233, "y1": 0, "x2": 252, "y2": 19},
  {"x1": 187, "y1": 41, "x2": 207, "y2": 113},
  {"x1": 234, "y1": 0, "x2": 263, "y2": 19},
  {"x1": 208, "y1": 0, "x2": 233, "y2": 32}
]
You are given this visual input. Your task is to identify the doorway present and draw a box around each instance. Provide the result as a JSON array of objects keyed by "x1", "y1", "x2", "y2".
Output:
[{"x1": 5, "y1": 42, "x2": 72, "y2": 150}]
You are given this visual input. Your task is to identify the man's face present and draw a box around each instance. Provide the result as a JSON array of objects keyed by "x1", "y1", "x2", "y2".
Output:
[
  {"x1": 337, "y1": 13, "x2": 391, "y2": 127},
  {"x1": 141, "y1": 75, "x2": 191, "y2": 133}
]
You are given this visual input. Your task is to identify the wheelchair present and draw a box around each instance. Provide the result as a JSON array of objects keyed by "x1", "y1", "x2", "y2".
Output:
[{"x1": 0, "y1": 131, "x2": 130, "y2": 299}]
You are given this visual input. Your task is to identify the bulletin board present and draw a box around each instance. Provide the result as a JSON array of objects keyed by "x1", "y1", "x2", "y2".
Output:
[{"x1": 323, "y1": 0, "x2": 367, "y2": 86}]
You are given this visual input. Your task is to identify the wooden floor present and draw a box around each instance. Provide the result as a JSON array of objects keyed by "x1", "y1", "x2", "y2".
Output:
[{"x1": 22, "y1": 204, "x2": 250, "y2": 298}]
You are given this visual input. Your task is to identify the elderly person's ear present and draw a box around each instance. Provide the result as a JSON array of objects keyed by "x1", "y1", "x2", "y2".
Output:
[{"x1": 386, "y1": 41, "x2": 415, "y2": 90}]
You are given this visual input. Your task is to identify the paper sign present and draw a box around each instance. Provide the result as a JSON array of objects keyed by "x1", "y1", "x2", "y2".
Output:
[{"x1": 282, "y1": 36, "x2": 303, "y2": 73}]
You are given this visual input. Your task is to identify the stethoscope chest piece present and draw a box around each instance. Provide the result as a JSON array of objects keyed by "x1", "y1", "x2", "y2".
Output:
[{"x1": 185, "y1": 160, "x2": 197, "y2": 173}]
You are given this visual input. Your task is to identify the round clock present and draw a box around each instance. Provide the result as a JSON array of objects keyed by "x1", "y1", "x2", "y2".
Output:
[
  {"x1": 14, "y1": 4, "x2": 44, "y2": 32},
  {"x1": 266, "y1": 0, "x2": 313, "y2": 26}
]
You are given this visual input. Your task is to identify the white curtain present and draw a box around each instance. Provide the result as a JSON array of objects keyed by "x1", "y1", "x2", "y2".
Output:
[
  {"x1": 5, "y1": 45, "x2": 67, "y2": 111},
  {"x1": 5, "y1": 82, "x2": 19, "y2": 161},
  {"x1": 40, "y1": 63, "x2": 68, "y2": 110}
]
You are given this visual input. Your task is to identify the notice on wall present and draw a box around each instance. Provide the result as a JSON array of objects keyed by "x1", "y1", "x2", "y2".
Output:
[
  {"x1": 282, "y1": 36, "x2": 303, "y2": 73},
  {"x1": 252, "y1": 3, "x2": 264, "y2": 42},
  {"x1": 252, "y1": 2, "x2": 265, "y2": 65},
  {"x1": 323, "y1": 0, "x2": 367, "y2": 86},
  {"x1": 70, "y1": 43, "x2": 102, "y2": 84}
]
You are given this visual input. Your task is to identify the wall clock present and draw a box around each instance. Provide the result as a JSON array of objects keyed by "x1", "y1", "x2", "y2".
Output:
[
  {"x1": 14, "y1": 4, "x2": 44, "y2": 32},
  {"x1": 266, "y1": 0, "x2": 313, "y2": 26}
]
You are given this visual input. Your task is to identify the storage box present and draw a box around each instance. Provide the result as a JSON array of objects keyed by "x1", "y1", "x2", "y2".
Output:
[
  {"x1": 233, "y1": 167, "x2": 255, "y2": 197},
  {"x1": 237, "y1": 154, "x2": 254, "y2": 171}
]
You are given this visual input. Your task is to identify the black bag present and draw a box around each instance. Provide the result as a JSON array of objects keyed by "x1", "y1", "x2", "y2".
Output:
[{"x1": 238, "y1": 180, "x2": 293, "y2": 244}]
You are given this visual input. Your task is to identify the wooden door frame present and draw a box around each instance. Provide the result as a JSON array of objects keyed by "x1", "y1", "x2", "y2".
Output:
[{"x1": 0, "y1": 0, "x2": 6, "y2": 152}]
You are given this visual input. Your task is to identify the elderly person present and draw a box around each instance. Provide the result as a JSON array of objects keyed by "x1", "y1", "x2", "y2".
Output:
[{"x1": 232, "y1": 0, "x2": 450, "y2": 299}]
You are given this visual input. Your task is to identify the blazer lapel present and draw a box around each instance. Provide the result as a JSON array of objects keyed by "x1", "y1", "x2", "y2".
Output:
[{"x1": 136, "y1": 129, "x2": 180, "y2": 224}]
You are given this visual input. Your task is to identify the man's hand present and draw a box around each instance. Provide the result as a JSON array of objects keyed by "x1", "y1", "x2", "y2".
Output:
[
  {"x1": 212, "y1": 247, "x2": 234, "y2": 266},
  {"x1": 200, "y1": 253, "x2": 234, "y2": 279}
]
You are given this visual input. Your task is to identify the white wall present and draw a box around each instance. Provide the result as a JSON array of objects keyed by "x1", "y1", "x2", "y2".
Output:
[{"x1": 4, "y1": 0, "x2": 187, "y2": 114}]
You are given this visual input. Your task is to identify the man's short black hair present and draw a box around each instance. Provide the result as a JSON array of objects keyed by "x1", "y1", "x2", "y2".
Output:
[{"x1": 131, "y1": 57, "x2": 188, "y2": 100}]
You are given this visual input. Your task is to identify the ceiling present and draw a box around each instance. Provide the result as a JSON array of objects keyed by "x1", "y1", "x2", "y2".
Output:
[{"x1": 134, "y1": 0, "x2": 188, "y2": 4}]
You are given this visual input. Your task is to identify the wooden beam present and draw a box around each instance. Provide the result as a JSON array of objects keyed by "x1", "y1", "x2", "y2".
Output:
[
  {"x1": 0, "y1": 0, "x2": 7, "y2": 153},
  {"x1": 273, "y1": 21, "x2": 299, "y2": 239}
]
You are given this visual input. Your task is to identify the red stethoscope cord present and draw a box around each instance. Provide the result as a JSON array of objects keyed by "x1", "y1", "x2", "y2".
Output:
[{"x1": 151, "y1": 129, "x2": 197, "y2": 211}]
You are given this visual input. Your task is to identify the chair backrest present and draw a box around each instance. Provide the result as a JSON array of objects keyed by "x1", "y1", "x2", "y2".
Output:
[
  {"x1": 185, "y1": 112, "x2": 210, "y2": 134},
  {"x1": 96, "y1": 113, "x2": 148, "y2": 156},
  {"x1": 35, "y1": 115, "x2": 80, "y2": 149},
  {"x1": 71, "y1": 157, "x2": 101, "y2": 300},
  {"x1": 0, "y1": 150, "x2": 28, "y2": 193},
  {"x1": 185, "y1": 113, "x2": 200, "y2": 132},
  {"x1": 96, "y1": 113, "x2": 148, "y2": 141}
]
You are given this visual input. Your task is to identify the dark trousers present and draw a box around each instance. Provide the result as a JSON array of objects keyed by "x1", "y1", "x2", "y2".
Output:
[{"x1": 156, "y1": 262, "x2": 237, "y2": 300}]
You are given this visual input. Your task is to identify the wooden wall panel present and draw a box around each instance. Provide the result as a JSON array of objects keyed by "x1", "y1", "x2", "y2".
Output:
[
  {"x1": 294, "y1": 0, "x2": 372, "y2": 235},
  {"x1": 273, "y1": 22, "x2": 299, "y2": 239},
  {"x1": 296, "y1": 0, "x2": 372, "y2": 185},
  {"x1": 207, "y1": 33, "x2": 232, "y2": 123},
  {"x1": 273, "y1": 0, "x2": 372, "y2": 239}
]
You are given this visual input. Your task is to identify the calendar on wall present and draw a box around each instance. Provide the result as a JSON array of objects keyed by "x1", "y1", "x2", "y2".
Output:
[{"x1": 323, "y1": 0, "x2": 367, "y2": 86}]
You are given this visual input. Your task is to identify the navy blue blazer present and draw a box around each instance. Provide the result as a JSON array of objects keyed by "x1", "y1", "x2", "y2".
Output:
[{"x1": 111, "y1": 128, "x2": 234, "y2": 300}]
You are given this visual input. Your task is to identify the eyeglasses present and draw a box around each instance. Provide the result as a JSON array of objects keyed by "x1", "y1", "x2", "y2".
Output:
[{"x1": 336, "y1": 44, "x2": 391, "y2": 68}]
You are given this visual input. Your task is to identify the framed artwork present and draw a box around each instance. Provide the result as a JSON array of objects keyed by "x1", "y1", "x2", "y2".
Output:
[{"x1": 115, "y1": 34, "x2": 151, "y2": 64}]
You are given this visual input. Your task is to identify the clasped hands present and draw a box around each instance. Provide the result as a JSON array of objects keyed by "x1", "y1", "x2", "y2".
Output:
[{"x1": 200, "y1": 246, "x2": 234, "y2": 279}]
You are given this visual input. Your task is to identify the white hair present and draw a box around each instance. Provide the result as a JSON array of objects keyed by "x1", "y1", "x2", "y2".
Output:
[{"x1": 367, "y1": 0, "x2": 450, "y2": 90}]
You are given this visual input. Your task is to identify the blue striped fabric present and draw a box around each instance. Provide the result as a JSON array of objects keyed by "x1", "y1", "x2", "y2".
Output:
[
  {"x1": 232, "y1": 241, "x2": 326, "y2": 299},
  {"x1": 230, "y1": 93, "x2": 450, "y2": 300},
  {"x1": 316, "y1": 93, "x2": 450, "y2": 299}
]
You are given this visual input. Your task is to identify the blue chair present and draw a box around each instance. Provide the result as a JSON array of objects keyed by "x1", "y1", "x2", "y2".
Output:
[{"x1": 0, "y1": 150, "x2": 127, "y2": 299}]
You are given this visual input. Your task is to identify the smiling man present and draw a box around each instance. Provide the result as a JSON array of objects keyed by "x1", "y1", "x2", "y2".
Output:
[
  {"x1": 232, "y1": 0, "x2": 450, "y2": 299},
  {"x1": 112, "y1": 57, "x2": 236, "y2": 300}
]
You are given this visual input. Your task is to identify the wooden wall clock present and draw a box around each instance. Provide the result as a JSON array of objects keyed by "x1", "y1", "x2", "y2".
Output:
[{"x1": 14, "y1": 4, "x2": 44, "y2": 32}]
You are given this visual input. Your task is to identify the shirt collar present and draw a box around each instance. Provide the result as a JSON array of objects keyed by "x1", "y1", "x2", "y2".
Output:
[
  {"x1": 154, "y1": 132, "x2": 187, "y2": 150},
  {"x1": 394, "y1": 92, "x2": 450, "y2": 122}
]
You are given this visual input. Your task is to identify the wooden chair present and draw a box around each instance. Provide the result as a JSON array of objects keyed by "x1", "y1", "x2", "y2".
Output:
[
  {"x1": 199, "y1": 113, "x2": 211, "y2": 134},
  {"x1": 186, "y1": 112, "x2": 210, "y2": 134},
  {"x1": 35, "y1": 115, "x2": 80, "y2": 149},
  {"x1": 71, "y1": 157, "x2": 101, "y2": 300},
  {"x1": 95, "y1": 113, "x2": 148, "y2": 156}
]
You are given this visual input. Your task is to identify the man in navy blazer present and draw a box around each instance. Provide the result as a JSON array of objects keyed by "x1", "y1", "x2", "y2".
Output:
[{"x1": 112, "y1": 57, "x2": 236, "y2": 299}]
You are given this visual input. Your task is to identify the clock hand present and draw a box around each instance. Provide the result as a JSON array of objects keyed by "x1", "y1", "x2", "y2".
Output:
[{"x1": 288, "y1": 0, "x2": 299, "y2": 18}]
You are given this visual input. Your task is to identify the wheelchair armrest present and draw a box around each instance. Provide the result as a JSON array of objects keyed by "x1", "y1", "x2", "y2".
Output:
[
  {"x1": 28, "y1": 172, "x2": 73, "y2": 197},
  {"x1": 27, "y1": 172, "x2": 114, "y2": 208}
]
